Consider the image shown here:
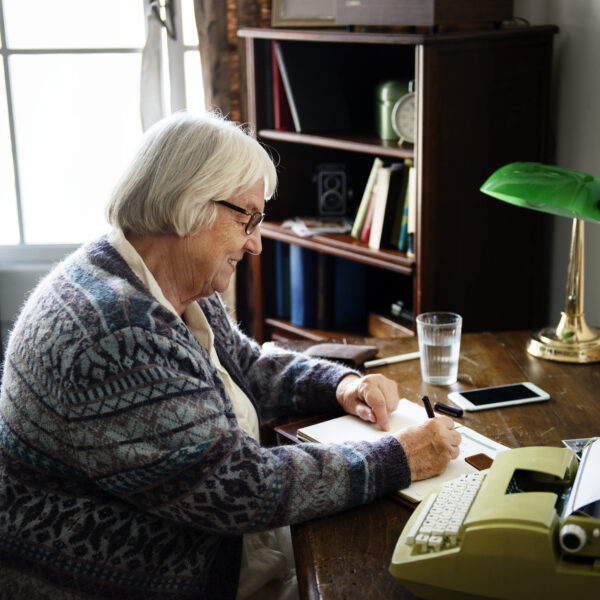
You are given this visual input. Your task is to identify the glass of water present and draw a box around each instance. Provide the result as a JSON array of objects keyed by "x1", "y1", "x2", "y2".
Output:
[{"x1": 416, "y1": 312, "x2": 463, "y2": 385}]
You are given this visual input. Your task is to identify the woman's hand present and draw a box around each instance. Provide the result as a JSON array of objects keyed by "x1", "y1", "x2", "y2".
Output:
[
  {"x1": 394, "y1": 416, "x2": 461, "y2": 481},
  {"x1": 335, "y1": 374, "x2": 400, "y2": 431}
]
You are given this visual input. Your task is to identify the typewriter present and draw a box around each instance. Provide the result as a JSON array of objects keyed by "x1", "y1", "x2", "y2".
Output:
[{"x1": 390, "y1": 441, "x2": 600, "y2": 599}]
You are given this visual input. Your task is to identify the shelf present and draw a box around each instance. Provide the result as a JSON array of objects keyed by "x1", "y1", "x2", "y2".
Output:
[
  {"x1": 264, "y1": 318, "x2": 363, "y2": 342},
  {"x1": 261, "y1": 222, "x2": 414, "y2": 276},
  {"x1": 259, "y1": 129, "x2": 414, "y2": 159},
  {"x1": 238, "y1": 26, "x2": 559, "y2": 47},
  {"x1": 238, "y1": 27, "x2": 427, "y2": 45}
]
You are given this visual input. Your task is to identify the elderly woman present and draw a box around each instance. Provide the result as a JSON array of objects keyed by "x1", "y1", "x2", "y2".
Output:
[{"x1": 0, "y1": 111, "x2": 460, "y2": 599}]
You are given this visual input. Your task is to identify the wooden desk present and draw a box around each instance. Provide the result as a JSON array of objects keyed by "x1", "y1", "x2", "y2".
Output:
[{"x1": 281, "y1": 331, "x2": 600, "y2": 600}]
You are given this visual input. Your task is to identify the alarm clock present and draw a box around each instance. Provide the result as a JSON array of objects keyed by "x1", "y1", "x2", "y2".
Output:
[{"x1": 391, "y1": 80, "x2": 416, "y2": 145}]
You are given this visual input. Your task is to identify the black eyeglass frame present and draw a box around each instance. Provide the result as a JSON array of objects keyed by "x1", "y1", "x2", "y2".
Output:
[{"x1": 214, "y1": 200, "x2": 265, "y2": 235}]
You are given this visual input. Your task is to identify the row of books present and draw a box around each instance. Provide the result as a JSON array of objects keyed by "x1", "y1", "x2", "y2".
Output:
[
  {"x1": 351, "y1": 157, "x2": 416, "y2": 254},
  {"x1": 275, "y1": 243, "x2": 366, "y2": 330}
]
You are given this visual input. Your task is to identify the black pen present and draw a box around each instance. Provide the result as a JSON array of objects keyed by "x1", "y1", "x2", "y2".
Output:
[
  {"x1": 434, "y1": 401, "x2": 464, "y2": 418},
  {"x1": 421, "y1": 395, "x2": 435, "y2": 418}
]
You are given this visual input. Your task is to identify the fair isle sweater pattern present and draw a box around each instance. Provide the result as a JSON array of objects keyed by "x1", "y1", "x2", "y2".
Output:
[{"x1": 0, "y1": 236, "x2": 410, "y2": 599}]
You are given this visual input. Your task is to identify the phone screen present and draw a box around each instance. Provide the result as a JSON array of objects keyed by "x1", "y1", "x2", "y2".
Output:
[{"x1": 459, "y1": 384, "x2": 541, "y2": 406}]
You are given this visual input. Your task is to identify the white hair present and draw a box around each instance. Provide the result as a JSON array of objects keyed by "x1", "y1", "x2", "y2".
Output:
[{"x1": 106, "y1": 110, "x2": 277, "y2": 236}]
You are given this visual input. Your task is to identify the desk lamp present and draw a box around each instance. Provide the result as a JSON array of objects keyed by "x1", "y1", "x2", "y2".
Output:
[{"x1": 480, "y1": 162, "x2": 600, "y2": 363}]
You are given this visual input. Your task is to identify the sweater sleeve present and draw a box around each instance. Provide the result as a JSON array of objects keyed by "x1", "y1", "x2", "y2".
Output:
[
  {"x1": 63, "y1": 323, "x2": 411, "y2": 536},
  {"x1": 200, "y1": 294, "x2": 360, "y2": 423}
]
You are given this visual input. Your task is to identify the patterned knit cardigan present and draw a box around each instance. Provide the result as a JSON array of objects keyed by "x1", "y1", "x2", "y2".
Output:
[{"x1": 0, "y1": 236, "x2": 410, "y2": 599}]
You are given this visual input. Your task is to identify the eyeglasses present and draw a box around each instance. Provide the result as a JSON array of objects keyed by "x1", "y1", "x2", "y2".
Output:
[{"x1": 214, "y1": 200, "x2": 265, "y2": 235}]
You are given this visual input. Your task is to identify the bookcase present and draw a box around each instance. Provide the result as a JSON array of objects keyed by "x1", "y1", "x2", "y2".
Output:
[{"x1": 237, "y1": 25, "x2": 558, "y2": 343}]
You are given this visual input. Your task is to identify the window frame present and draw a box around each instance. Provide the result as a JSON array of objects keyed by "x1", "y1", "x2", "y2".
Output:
[{"x1": 0, "y1": 0, "x2": 200, "y2": 260}]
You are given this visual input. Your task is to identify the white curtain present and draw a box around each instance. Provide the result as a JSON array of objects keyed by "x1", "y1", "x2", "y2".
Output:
[{"x1": 140, "y1": 0, "x2": 168, "y2": 130}]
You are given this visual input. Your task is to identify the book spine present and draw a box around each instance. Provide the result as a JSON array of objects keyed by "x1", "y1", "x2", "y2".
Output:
[
  {"x1": 360, "y1": 187, "x2": 377, "y2": 243},
  {"x1": 397, "y1": 197, "x2": 409, "y2": 252},
  {"x1": 351, "y1": 157, "x2": 383, "y2": 239},
  {"x1": 406, "y1": 165, "x2": 417, "y2": 257},
  {"x1": 368, "y1": 166, "x2": 392, "y2": 250},
  {"x1": 289, "y1": 245, "x2": 318, "y2": 328},
  {"x1": 274, "y1": 241, "x2": 290, "y2": 318},
  {"x1": 333, "y1": 257, "x2": 366, "y2": 329},
  {"x1": 274, "y1": 41, "x2": 301, "y2": 132},
  {"x1": 389, "y1": 166, "x2": 408, "y2": 249},
  {"x1": 271, "y1": 40, "x2": 293, "y2": 131},
  {"x1": 316, "y1": 253, "x2": 333, "y2": 330},
  {"x1": 379, "y1": 163, "x2": 405, "y2": 250}
]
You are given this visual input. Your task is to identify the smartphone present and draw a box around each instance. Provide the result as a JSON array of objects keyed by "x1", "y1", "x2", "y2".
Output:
[{"x1": 447, "y1": 382, "x2": 550, "y2": 412}]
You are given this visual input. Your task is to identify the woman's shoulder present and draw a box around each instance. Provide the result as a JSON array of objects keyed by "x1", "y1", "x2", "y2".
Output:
[{"x1": 17, "y1": 236, "x2": 177, "y2": 343}]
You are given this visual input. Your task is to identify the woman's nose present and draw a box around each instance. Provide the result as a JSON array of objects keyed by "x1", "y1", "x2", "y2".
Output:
[{"x1": 243, "y1": 228, "x2": 262, "y2": 255}]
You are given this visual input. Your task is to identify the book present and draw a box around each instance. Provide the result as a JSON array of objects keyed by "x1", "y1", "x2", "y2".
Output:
[
  {"x1": 406, "y1": 165, "x2": 417, "y2": 257},
  {"x1": 379, "y1": 163, "x2": 407, "y2": 250},
  {"x1": 297, "y1": 398, "x2": 509, "y2": 503},
  {"x1": 273, "y1": 42, "x2": 300, "y2": 132},
  {"x1": 333, "y1": 257, "x2": 366, "y2": 330},
  {"x1": 394, "y1": 188, "x2": 409, "y2": 251},
  {"x1": 289, "y1": 245, "x2": 318, "y2": 328},
  {"x1": 316, "y1": 253, "x2": 334, "y2": 330},
  {"x1": 397, "y1": 164, "x2": 414, "y2": 251},
  {"x1": 367, "y1": 165, "x2": 394, "y2": 250},
  {"x1": 274, "y1": 241, "x2": 290, "y2": 318},
  {"x1": 351, "y1": 157, "x2": 383, "y2": 239},
  {"x1": 271, "y1": 40, "x2": 293, "y2": 131},
  {"x1": 360, "y1": 183, "x2": 378, "y2": 243},
  {"x1": 273, "y1": 41, "x2": 349, "y2": 133},
  {"x1": 389, "y1": 159, "x2": 411, "y2": 248},
  {"x1": 304, "y1": 343, "x2": 378, "y2": 367}
]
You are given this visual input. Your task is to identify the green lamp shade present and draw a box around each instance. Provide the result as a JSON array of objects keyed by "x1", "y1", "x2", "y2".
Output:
[{"x1": 480, "y1": 162, "x2": 600, "y2": 223}]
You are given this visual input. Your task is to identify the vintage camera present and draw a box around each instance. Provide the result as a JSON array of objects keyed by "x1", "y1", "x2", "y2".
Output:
[{"x1": 316, "y1": 163, "x2": 347, "y2": 216}]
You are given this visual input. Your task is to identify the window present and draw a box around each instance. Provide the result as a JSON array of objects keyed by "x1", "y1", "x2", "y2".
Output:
[{"x1": 0, "y1": 0, "x2": 204, "y2": 249}]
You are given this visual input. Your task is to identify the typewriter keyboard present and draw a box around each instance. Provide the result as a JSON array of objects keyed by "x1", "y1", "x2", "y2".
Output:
[{"x1": 404, "y1": 472, "x2": 485, "y2": 553}]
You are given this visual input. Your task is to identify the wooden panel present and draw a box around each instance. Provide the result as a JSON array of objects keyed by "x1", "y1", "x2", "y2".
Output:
[{"x1": 417, "y1": 30, "x2": 555, "y2": 331}]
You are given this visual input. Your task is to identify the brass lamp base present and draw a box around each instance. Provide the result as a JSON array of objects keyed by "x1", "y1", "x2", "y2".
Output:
[
  {"x1": 527, "y1": 218, "x2": 600, "y2": 363},
  {"x1": 527, "y1": 313, "x2": 600, "y2": 363}
]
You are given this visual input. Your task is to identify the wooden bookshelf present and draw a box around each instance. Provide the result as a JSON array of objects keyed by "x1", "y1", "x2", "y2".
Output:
[
  {"x1": 237, "y1": 25, "x2": 558, "y2": 343},
  {"x1": 258, "y1": 129, "x2": 416, "y2": 159}
]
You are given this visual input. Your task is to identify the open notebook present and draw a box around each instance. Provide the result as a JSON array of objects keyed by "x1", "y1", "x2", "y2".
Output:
[{"x1": 297, "y1": 399, "x2": 509, "y2": 503}]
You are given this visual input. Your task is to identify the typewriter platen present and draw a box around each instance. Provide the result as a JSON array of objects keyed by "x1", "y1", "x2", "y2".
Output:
[{"x1": 390, "y1": 441, "x2": 600, "y2": 599}]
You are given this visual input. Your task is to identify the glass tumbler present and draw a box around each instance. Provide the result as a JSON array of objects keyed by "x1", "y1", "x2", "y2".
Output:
[{"x1": 416, "y1": 312, "x2": 463, "y2": 385}]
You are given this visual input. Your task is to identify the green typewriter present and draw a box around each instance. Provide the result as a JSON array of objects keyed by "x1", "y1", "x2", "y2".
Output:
[{"x1": 390, "y1": 441, "x2": 600, "y2": 599}]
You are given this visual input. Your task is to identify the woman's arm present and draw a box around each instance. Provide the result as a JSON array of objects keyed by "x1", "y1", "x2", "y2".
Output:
[{"x1": 202, "y1": 294, "x2": 359, "y2": 422}]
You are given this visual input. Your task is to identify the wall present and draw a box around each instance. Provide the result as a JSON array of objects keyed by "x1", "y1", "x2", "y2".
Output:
[
  {"x1": 0, "y1": 266, "x2": 51, "y2": 349},
  {"x1": 514, "y1": 0, "x2": 600, "y2": 327},
  {"x1": 0, "y1": 246, "x2": 74, "y2": 358}
]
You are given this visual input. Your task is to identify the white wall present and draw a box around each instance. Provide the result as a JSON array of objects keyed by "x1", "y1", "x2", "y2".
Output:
[
  {"x1": 515, "y1": 0, "x2": 600, "y2": 327},
  {"x1": 0, "y1": 246, "x2": 74, "y2": 357}
]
